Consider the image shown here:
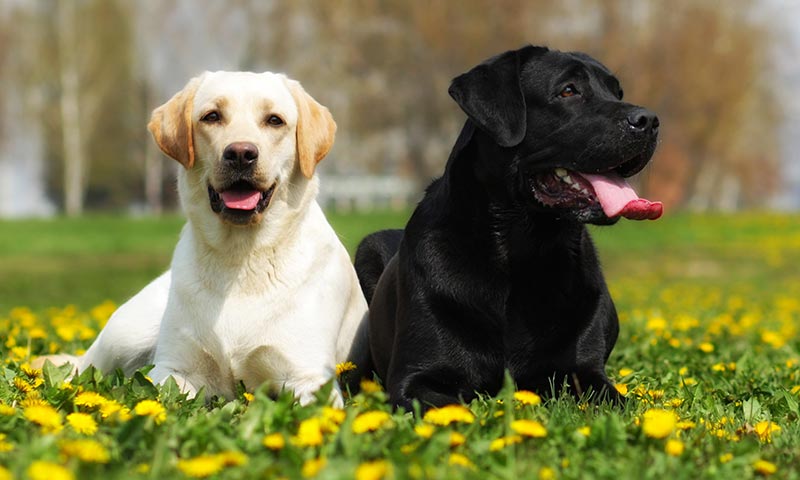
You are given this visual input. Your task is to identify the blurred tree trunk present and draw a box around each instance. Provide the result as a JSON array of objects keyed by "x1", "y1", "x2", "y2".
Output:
[{"x1": 58, "y1": 0, "x2": 85, "y2": 216}]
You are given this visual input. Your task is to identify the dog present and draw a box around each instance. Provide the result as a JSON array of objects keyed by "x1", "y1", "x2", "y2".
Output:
[
  {"x1": 353, "y1": 46, "x2": 662, "y2": 410},
  {"x1": 34, "y1": 72, "x2": 368, "y2": 406}
]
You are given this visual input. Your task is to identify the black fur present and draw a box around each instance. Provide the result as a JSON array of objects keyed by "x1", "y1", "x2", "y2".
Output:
[{"x1": 354, "y1": 46, "x2": 659, "y2": 410}]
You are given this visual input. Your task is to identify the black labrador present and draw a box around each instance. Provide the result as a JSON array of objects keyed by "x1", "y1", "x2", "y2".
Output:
[{"x1": 353, "y1": 46, "x2": 662, "y2": 411}]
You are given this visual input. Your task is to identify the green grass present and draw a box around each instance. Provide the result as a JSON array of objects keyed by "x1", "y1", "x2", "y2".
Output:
[{"x1": 1, "y1": 212, "x2": 799, "y2": 479}]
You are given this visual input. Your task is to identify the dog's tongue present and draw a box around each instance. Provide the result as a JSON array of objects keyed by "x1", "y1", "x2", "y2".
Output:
[
  {"x1": 582, "y1": 172, "x2": 663, "y2": 220},
  {"x1": 220, "y1": 190, "x2": 261, "y2": 210}
]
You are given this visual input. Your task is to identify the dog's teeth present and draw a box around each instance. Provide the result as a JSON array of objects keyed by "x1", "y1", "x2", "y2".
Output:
[
  {"x1": 555, "y1": 168, "x2": 568, "y2": 178},
  {"x1": 563, "y1": 175, "x2": 573, "y2": 184},
  {"x1": 571, "y1": 182, "x2": 583, "y2": 191}
]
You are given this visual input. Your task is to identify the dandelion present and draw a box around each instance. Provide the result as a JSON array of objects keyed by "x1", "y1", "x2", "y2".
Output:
[
  {"x1": 513, "y1": 390, "x2": 542, "y2": 406},
  {"x1": 242, "y1": 393, "x2": 254, "y2": 403},
  {"x1": 449, "y1": 432, "x2": 466, "y2": 447},
  {"x1": 60, "y1": 439, "x2": 110, "y2": 463},
  {"x1": 24, "y1": 404, "x2": 62, "y2": 433},
  {"x1": 614, "y1": 384, "x2": 628, "y2": 395},
  {"x1": 263, "y1": 433, "x2": 285, "y2": 450},
  {"x1": 294, "y1": 418, "x2": 324, "y2": 446},
  {"x1": 618, "y1": 368, "x2": 634, "y2": 377},
  {"x1": 352, "y1": 410, "x2": 392, "y2": 434},
  {"x1": 302, "y1": 457, "x2": 326, "y2": 478},
  {"x1": 216, "y1": 451, "x2": 247, "y2": 467},
  {"x1": 448, "y1": 453, "x2": 475, "y2": 469},
  {"x1": 0, "y1": 466, "x2": 11, "y2": 480},
  {"x1": 360, "y1": 379, "x2": 382, "y2": 393},
  {"x1": 134, "y1": 399, "x2": 166, "y2": 424},
  {"x1": 423, "y1": 405, "x2": 474, "y2": 426},
  {"x1": 355, "y1": 460, "x2": 390, "y2": 480},
  {"x1": 641, "y1": 409, "x2": 677, "y2": 439},
  {"x1": 27, "y1": 461, "x2": 74, "y2": 480},
  {"x1": 510, "y1": 419, "x2": 547, "y2": 438},
  {"x1": 99, "y1": 400, "x2": 131, "y2": 422},
  {"x1": 754, "y1": 421, "x2": 781, "y2": 443},
  {"x1": 415, "y1": 424, "x2": 435, "y2": 439},
  {"x1": 719, "y1": 453, "x2": 733, "y2": 464},
  {"x1": 0, "y1": 404, "x2": 15, "y2": 416},
  {"x1": 698, "y1": 342, "x2": 714, "y2": 353},
  {"x1": 665, "y1": 439, "x2": 684, "y2": 456},
  {"x1": 336, "y1": 361, "x2": 357, "y2": 376},
  {"x1": 489, "y1": 435, "x2": 523, "y2": 451},
  {"x1": 576, "y1": 426, "x2": 591, "y2": 437},
  {"x1": 177, "y1": 455, "x2": 224, "y2": 478},
  {"x1": 0, "y1": 434, "x2": 13, "y2": 453},
  {"x1": 67, "y1": 412, "x2": 98, "y2": 435},
  {"x1": 320, "y1": 406, "x2": 346, "y2": 433},
  {"x1": 753, "y1": 460, "x2": 777, "y2": 476},
  {"x1": 74, "y1": 392, "x2": 109, "y2": 408},
  {"x1": 539, "y1": 466, "x2": 557, "y2": 480},
  {"x1": 676, "y1": 420, "x2": 696, "y2": 430},
  {"x1": 791, "y1": 386, "x2": 800, "y2": 395}
]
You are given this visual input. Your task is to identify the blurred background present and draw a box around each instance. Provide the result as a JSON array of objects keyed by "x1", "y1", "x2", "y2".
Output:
[{"x1": 1, "y1": 0, "x2": 798, "y2": 217}]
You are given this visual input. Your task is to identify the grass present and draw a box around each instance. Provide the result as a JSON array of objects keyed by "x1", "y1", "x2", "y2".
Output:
[{"x1": 1, "y1": 212, "x2": 799, "y2": 479}]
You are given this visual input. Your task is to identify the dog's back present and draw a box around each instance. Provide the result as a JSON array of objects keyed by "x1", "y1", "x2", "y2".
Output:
[{"x1": 354, "y1": 229, "x2": 404, "y2": 304}]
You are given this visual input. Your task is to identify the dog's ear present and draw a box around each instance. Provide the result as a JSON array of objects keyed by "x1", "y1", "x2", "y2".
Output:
[
  {"x1": 147, "y1": 74, "x2": 205, "y2": 169},
  {"x1": 287, "y1": 80, "x2": 337, "y2": 179},
  {"x1": 448, "y1": 48, "x2": 529, "y2": 148}
]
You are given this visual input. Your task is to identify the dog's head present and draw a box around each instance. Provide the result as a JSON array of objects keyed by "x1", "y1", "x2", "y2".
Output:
[
  {"x1": 449, "y1": 46, "x2": 662, "y2": 224},
  {"x1": 148, "y1": 71, "x2": 335, "y2": 227}
]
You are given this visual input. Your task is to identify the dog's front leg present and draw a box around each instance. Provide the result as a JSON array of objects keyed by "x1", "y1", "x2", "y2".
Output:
[{"x1": 149, "y1": 364, "x2": 199, "y2": 398}]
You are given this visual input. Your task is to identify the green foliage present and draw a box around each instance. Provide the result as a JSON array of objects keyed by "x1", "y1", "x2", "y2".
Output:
[{"x1": 0, "y1": 212, "x2": 798, "y2": 478}]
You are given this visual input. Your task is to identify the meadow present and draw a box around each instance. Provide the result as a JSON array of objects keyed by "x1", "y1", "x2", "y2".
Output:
[{"x1": 0, "y1": 212, "x2": 799, "y2": 479}]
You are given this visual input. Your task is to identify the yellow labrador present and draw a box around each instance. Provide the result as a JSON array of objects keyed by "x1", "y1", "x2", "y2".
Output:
[{"x1": 35, "y1": 72, "x2": 367, "y2": 405}]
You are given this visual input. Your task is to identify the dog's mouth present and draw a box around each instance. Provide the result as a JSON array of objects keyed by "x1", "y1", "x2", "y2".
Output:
[
  {"x1": 208, "y1": 180, "x2": 276, "y2": 224},
  {"x1": 529, "y1": 159, "x2": 663, "y2": 221}
]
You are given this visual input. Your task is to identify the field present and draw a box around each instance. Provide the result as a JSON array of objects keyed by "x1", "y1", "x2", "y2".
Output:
[{"x1": 1, "y1": 212, "x2": 799, "y2": 479}]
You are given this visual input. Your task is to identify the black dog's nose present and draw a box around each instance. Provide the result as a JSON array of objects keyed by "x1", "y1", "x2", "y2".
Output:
[
  {"x1": 626, "y1": 109, "x2": 659, "y2": 133},
  {"x1": 222, "y1": 142, "x2": 259, "y2": 168}
]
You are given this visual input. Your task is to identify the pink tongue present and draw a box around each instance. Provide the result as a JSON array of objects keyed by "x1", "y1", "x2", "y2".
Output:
[
  {"x1": 581, "y1": 172, "x2": 663, "y2": 220},
  {"x1": 220, "y1": 190, "x2": 261, "y2": 210}
]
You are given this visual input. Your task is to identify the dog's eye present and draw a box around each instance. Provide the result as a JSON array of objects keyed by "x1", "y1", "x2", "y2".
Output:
[
  {"x1": 559, "y1": 85, "x2": 579, "y2": 98},
  {"x1": 201, "y1": 111, "x2": 221, "y2": 123},
  {"x1": 266, "y1": 115, "x2": 285, "y2": 127}
]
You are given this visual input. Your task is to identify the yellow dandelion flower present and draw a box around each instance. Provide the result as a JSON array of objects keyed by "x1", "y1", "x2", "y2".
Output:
[
  {"x1": 513, "y1": 390, "x2": 542, "y2": 406},
  {"x1": 760, "y1": 331, "x2": 785, "y2": 348},
  {"x1": 0, "y1": 434, "x2": 14, "y2": 453},
  {"x1": 177, "y1": 455, "x2": 224, "y2": 478},
  {"x1": 719, "y1": 453, "x2": 733, "y2": 464},
  {"x1": 618, "y1": 368, "x2": 634, "y2": 377},
  {"x1": 355, "y1": 460, "x2": 390, "y2": 480},
  {"x1": 134, "y1": 399, "x2": 166, "y2": 425},
  {"x1": 754, "y1": 421, "x2": 781, "y2": 443},
  {"x1": 448, "y1": 453, "x2": 475, "y2": 469},
  {"x1": 449, "y1": 432, "x2": 466, "y2": 447},
  {"x1": 678, "y1": 367, "x2": 689, "y2": 376},
  {"x1": 0, "y1": 404, "x2": 15, "y2": 416},
  {"x1": 320, "y1": 406, "x2": 346, "y2": 433},
  {"x1": 24, "y1": 404, "x2": 62, "y2": 433},
  {"x1": 641, "y1": 409, "x2": 677, "y2": 439},
  {"x1": 614, "y1": 383, "x2": 628, "y2": 395},
  {"x1": 400, "y1": 444, "x2": 416, "y2": 454},
  {"x1": 242, "y1": 393, "x2": 254, "y2": 403},
  {"x1": 423, "y1": 405, "x2": 474, "y2": 426},
  {"x1": 415, "y1": 424, "x2": 435, "y2": 439},
  {"x1": 360, "y1": 379, "x2": 382, "y2": 393},
  {"x1": 577, "y1": 426, "x2": 591, "y2": 437},
  {"x1": 20, "y1": 363, "x2": 42, "y2": 379},
  {"x1": 67, "y1": 412, "x2": 98, "y2": 435},
  {"x1": 74, "y1": 392, "x2": 109, "y2": 408},
  {"x1": 538, "y1": 466, "x2": 557, "y2": 480},
  {"x1": 216, "y1": 451, "x2": 247, "y2": 467},
  {"x1": 14, "y1": 377, "x2": 35, "y2": 393},
  {"x1": 646, "y1": 316, "x2": 667, "y2": 331},
  {"x1": 90, "y1": 300, "x2": 117, "y2": 326},
  {"x1": 59, "y1": 439, "x2": 110, "y2": 463},
  {"x1": 293, "y1": 418, "x2": 324, "y2": 446},
  {"x1": 489, "y1": 435, "x2": 523, "y2": 451},
  {"x1": 676, "y1": 420, "x2": 696, "y2": 430},
  {"x1": 27, "y1": 461, "x2": 74, "y2": 480},
  {"x1": 711, "y1": 363, "x2": 727, "y2": 372},
  {"x1": 136, "y1": 464, "x2": 150, "y2": 474},
  {"x1": 302, "y1": 457, "x2": 326, "y2": 478},
  {"x1": 665, "y1": 439, "x2": 684, "y2": 456},
  {"x1": 753, "y1": 460, "x2": 777, "y2": 476},
  {"x1": 665, "y1": 398, "x2": 684, "y2": 408},
  {"x1": 681, "y1": 377, "x2": 697, "y2": 387},
  {"x1": 510, "y1": 419, "x2": 547, "y2": 438},
  {"x1": 352, "y1": 410, "x2": 392, "y2": 434},
  {"x1": 99, "y1": 400, "x2": 131, "y2": 422},
  {"x1": 698, "y1": 342, "x2": 714, "y2": 353},
  {"x1": 791, "y1": 385, "x2": 800, "y2": 395},
  {"x1": 263, "y1": 433, "x2": 285, "y2": 450},
  {"x1": 336, "y1": 361, "x2": 357, "y2": 376},
  {"x1": 0, "y1": 466, "x2": 11, "y2": 480}
]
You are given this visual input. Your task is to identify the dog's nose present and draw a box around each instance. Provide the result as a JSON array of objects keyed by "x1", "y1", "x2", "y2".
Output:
[
  {"x1": 626, "y1": 109, "x2": 659, "y2": 133},
  {"x1": 222, "y1": 142, "x2": 259, "y2": 168}
]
